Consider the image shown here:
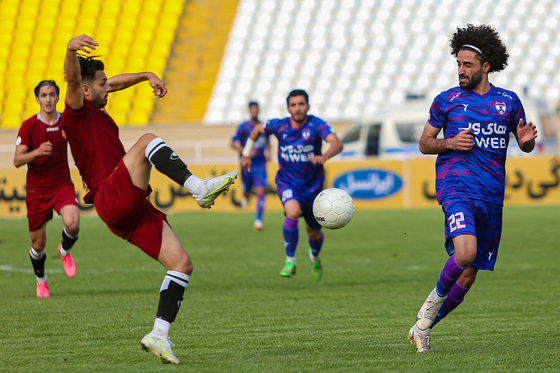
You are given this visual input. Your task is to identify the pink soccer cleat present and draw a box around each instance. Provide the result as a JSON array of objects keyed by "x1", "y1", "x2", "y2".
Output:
[
  {"x1": 58, "y1": 244, "x2": 76, "y2": 278},
  {"x1": 37, "y1": 282, "x2": 50, "y2": 297}
]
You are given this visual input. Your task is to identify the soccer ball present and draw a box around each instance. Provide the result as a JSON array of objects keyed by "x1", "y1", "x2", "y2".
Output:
[{"x1": 313, "y1": 188, "x2": 354, "y2": 229}]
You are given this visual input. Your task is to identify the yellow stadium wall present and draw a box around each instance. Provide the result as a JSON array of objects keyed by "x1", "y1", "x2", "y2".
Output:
[{"x1": 2, "y1": 155, "x2": 560, "y2": 219}]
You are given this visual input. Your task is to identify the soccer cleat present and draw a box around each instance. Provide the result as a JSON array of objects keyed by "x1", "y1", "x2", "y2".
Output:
[
  {"x1": 141, "y1": 333, "x2": 180, "y2": 364},
  {"x1": 415, "y1": 287, "x2": 446, "y2": 330},
  {"x1": 308, "y1": 248, "x2": 323, "y2": 282},
  {"x1": 58, "y1": 244, "x2": 76, "y2": 278},
  {"x1": 279, "y1": 261, "x2": 296, "y2": 277},
  {"x1": 195, "y1": 171, "x2": 238, "y2": 209},
  {"x1": 408, "y1": 325, "x2": 432, "y2": 352},
  {"x1": 253, "y1": 219, "x2": 263, "y2": 231},
  {"x1": 37, "y1": 281, "x2": 50, "y2": 297}
]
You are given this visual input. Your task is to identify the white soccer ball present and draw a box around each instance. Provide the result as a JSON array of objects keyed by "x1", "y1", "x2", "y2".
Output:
[{"x1": 313, "y1": 188, "x2": 355, "y2": 229}]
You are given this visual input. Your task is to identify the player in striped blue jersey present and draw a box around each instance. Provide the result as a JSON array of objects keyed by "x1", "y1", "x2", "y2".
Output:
[
  {"x1": 408, "y1": 24, "x2": 538, "y2": 352},
  {"x1": 231, "y1": 101, "x2": 270, "y2": 230},
  {"x1": 240, "y1": 90, "x2": 343, "y2": 281}
]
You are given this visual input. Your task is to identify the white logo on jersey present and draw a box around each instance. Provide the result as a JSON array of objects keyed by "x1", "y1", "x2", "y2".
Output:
[
  {"x1": 302, "y1": 130, "x2": 310, "y2": 139},
  {"x1": 495, "y1": 101, "x2": 506, "y2": 114},
  {"x1": 46, "y1": 127, "x2": 59, "y2": 132},
  {"x1": 462, "y1": 104, "x2": 469, "y2": 111},
  {"x1": 488, "y1": 252, "x2": 494, "y2": 261},
  {"x1": 16, "y1": 136, "x2": 22, "y2": 146},
  {"x1": 449, "y1": 92, "x2": 462, "y2": 101}
]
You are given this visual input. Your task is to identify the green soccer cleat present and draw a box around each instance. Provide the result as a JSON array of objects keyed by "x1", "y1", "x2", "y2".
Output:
[
  {"x1": 280, "y1": 261, "x2": 296, "y2": 277},
  {"x1": 308, "y1": 249, "x2": 323, "y2": 282},
  {"x1": 195, "y1": 171, "x2": 237, "y2": 209},
  {"x1": 141, "y1": 333, "x2": 180, "y2": 364}
]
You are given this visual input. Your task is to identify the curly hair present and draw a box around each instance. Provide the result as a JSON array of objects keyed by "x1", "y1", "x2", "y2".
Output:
[
  {"x1": 449, "y1": 24, "x2": 509, "y2": 73},
  {"x1": 77, "y1": 54, "x2": 105, "y2": 83}
]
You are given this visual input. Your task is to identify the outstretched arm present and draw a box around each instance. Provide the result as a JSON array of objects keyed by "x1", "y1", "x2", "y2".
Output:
[
  {"x1": 65, "y1": 34, "x2": 98, "y2": 110},
  {"x1": 108, "y1": 72, "x2": 167, "y2": 98}
]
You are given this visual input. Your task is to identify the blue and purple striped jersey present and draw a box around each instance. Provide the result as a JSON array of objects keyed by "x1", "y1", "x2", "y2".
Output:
[
  {"x1": 232, "y1": 120, "x2": 268, "y2": 163},
  {"x1": 264, "y1": 115, "x2": 334, "y2": 193},
  {"x1": 428, "y1": 84, "x2": 526, "y2": 205}
]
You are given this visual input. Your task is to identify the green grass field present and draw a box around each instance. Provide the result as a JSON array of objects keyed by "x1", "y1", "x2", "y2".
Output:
[{"x1": 1, "y1": 205, "x2": 560, "y2": 372}]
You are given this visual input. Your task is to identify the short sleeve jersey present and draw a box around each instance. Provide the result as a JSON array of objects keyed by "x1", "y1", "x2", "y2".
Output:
[
  {"x1": 232, "y1": 120, "x2": 268, "y2": 164},
  {"x1": 62, "y1": 100, "x2": 126, "y2": 203},
  {"x1": 16, "y1": 112, "x2": 72, "y2": 193},
  {"x1": 428, "y1": 84, "x2": 526, "y2": 204},
  {"x1": 263, "y1": 115, "x2": 333, "y2": 191}
]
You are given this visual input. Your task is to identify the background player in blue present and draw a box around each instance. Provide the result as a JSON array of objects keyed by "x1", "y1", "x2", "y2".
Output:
[
  {"x1": 230, "y1": 101, "x2": 270, "y2": 230},
  {"x1": 408, "y1": 24, "x2": 538, "y2": 353},
  {"x1": 240, "y1": 90, "x2": 343, "y2": 281}
]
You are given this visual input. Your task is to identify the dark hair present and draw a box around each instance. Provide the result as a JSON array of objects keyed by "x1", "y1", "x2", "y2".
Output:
[
  {"x1": 34, "y1": 80, "x2": 59, "y2": 97},
  {"x1": 450, "y1": 24, "x2": 508, "y2": 73},
  {"x1": 286, "y1": 89, "x2": 309, "y2": 106},
  {"x1": 77, "y1": 54, "x2": 105, "y2": 83},
  {"x1": 248, "y1": 101, "x2": 259, "y2": 108}
]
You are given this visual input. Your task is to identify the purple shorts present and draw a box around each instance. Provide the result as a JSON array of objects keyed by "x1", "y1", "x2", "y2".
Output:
[{"x1": 441, "y1": 196, "x2": 503, "y2": 271}]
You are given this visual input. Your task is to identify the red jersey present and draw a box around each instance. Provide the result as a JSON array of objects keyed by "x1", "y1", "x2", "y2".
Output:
[
  {"x1": 62, "y1": 100, "x2": 126, "y2": 203},
  {"x1": 16, "y1": 113, "x2": 72, "y2": 193}
]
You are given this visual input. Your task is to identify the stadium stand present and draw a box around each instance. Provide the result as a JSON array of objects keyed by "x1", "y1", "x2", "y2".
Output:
[
  {"x1": 0, "y1": 0, "x2": 184, "y2": 129},
  {"x1": 204, "y1": 0, "x2": 560, "y2": 126},
  {"x1": 151, "y1": 0, "x2": 240, "y2": 123}
]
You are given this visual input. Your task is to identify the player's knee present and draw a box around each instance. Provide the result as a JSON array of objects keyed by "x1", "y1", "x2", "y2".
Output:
[
  {"x1": 31, "y1": 238, "x2": 46, "y2": 250},
  {"x1": 140, "y1": 133, "x2": 157, "y2": 144}
]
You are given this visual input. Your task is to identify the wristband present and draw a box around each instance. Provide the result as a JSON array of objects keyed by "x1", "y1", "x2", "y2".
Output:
[{"x1": 242, "y1": 138, "x2": 255, "y2": 157}]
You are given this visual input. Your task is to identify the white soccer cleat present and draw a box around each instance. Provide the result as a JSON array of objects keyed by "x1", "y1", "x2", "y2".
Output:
[
  {"x1": 141, "y1": 333, "x2": 180, "y2": 364},
  {"x1": 195, "y1": 170, "x2": 237, "y2": 209},
  {"x1": 408, "y1": 325, "x2": 432, "y2": 352},
  {"x1": 415, "y1": 287, "x2": 447, "y2": 330}
]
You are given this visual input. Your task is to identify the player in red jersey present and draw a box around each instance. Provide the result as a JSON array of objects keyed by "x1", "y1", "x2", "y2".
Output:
[
  {"x1": 62, "y1": 34, "x2": 237, "y2": 364},
  {"x1": 14, "y1": 80, "x2": 80, "y2": 298}
]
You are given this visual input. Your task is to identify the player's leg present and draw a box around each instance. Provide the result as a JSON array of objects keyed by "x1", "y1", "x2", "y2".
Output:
[
  {"x1": 410, "y1": 197, "x2": 476, "y2": 351},
  {"x1": 141, "y1": 222, "x2": 192, "y2": 365},
  {"x1": 26, "y1": 193, "x2": 52, "y2": 297},
  {"x1": 251, "y1": 162, "x2": 267, "y2": 230},
  {"x1": 56, "y1": 191, "x2": 80, "y2": 278},
  {"x1": 302, "y1": 202, "x2": 324, "y2": 281},
  {"x1": 280, "y1": 196, "x2": 301, "y2": 277},
  {"x1": 306, "y1": 225, "x2": 324, "y2": 282},
  {"x1": 253, "y1": 186, "x2": 266, "y2": 230},
  {"x1": 124, "y1": 133, "x2": 237, "y2": 209},
  {"x1": 29, "y1": 224, "x2": 50, "y2": 297}
]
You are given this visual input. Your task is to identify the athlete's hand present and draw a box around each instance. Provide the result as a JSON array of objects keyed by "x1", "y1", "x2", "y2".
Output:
[
  {"x1": 36, "y1": 141, "x2": 52, "y2": 157},
  {"x1": 516, "y1": 118, "x2": 538, "y2": 144},
  {"x1": 240, "y1": 155, "x2": 252, "y2": 172},
  {"x1": 68, "y1": 34, "x2": 98, "y2": 54},
  {"x1": 452, "y1": 127, "x2": 474, "y2": 151},
  {"x1": 310, "y1": 154, "x2": 326, "y2": 165},
  {"x1": 148, "y1": 73, "x2": 167, "y2": 98}
]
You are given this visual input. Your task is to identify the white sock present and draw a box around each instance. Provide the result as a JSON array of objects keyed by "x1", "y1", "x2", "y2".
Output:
[
  {"x1": 36, "y1": 275, "x2": 48, "y2": 283},
  {"x1": 183, "y1": 175, "x2": 203, "y2": 195},
  {"x1": 309, "y1": 251, "x2": 318, "y2": 263},
  {"x1": 30, "y1": 247, "x2": 44, "y2": 259},
  {"x1": 152, "y1": 318, "x2": 171, "y2": 338},
  {"x1": 59, "y1": 246, "x2": 70, "y2": 256},
  {"x1": 286, "y1": 256, "x2": 296, "y2": 263}
]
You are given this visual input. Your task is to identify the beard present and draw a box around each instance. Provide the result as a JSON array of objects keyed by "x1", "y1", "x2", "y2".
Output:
[{"x1": 459, "y1": 68, "x2": 483, "y2": 90}]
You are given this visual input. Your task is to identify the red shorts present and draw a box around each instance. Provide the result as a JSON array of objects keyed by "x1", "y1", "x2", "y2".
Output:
[
  {"x1": 26, "y1": 182, "x2": 79, "y2": 232},
  {"x1": 93, "y1": 159, "x2": 168, "y2": 260}
]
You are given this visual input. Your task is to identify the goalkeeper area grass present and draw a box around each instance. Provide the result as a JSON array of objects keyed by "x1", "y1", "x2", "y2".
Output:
[{"x1": 1, "y1": 206, "x2": 559, "y2": 372}]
